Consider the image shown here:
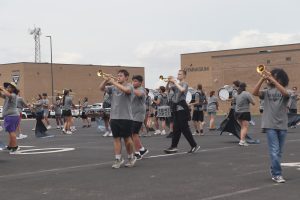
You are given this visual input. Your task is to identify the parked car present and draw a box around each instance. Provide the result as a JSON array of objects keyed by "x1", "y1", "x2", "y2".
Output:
[
  {"x1": 21, "y1": 108, "x2": 34, "y2": 119},
  {"x1": 72, "y1": 105, "x2": 81, "y2": 117}
]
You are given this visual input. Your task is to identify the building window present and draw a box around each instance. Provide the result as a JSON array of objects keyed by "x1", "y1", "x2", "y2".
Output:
[
  {"x1": 267, "y1": 60, "x2": 271, "y2": 64},
  {"x1": 286, "y1": 57, "x2": 292, "y2": 61}
]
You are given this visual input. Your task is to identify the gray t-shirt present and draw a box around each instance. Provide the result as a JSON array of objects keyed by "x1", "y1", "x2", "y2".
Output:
[
  {"x1": 260, "y1": 87, "x2": 291, "y2": 130},
  {"x1": 2, "y1": 93, "x2": 19, "y2": 117},
  {"x1": 82, "y1": 101, "x2": 89, "y2": 112},
  {"x1": 17, "y1": 96, "x2": 27, "y2": 113},
  {"x1": 158, "y1": 93, "x2": 168, "y2": 106},
  {"x1": 53, "y1": 100, "x2": 62, "y2": 115},
  {"x1": 34, "y1": 99, "x2": 43, "y2": 113},
  {"x1": 207, "y1": 96, "x2": 218, "y2": 113},
  {"x1": 288, "y1": 93, "x2": 298, "y2": 110},
  {"x1": 231, "y1": 89, "x2": 238, "y2": 109},
  {"x1": 145, "y1": 95, "x2": 152, "y2": 111},
  {"x1": 131, "y1": 87, "x2": 146, "y2": 122},
  {"x1": 170, "y1": 82, "x2": 188, "y2": 111},
  {"x1": 63, "y1": 96, "x2": 73, "y2": 110},
  {"x1": 235, "y1": 91, "x2": 254, "y2": 112},
  {"x1": 194, "y1": 90, "x2": 206, "y2": 111},
  {"x1": 42, "y1": 98, "x2": 49, "y2": 112},
  {"x1": 106, "y1": 84, "x2": 134, "y2": 120}
]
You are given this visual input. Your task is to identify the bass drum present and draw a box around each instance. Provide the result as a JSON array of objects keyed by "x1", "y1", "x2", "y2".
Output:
[{"x1": 218, "y1": 88, "x2": 230, "y2": 101}]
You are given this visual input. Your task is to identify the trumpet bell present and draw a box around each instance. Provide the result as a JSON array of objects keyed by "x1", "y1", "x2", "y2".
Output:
[
  {"x1": 97, "y1": 70, "x2": 103, "y2": 77},
  {"x1": 256, "y1": 65, "x2": 265, "y2": 74}
]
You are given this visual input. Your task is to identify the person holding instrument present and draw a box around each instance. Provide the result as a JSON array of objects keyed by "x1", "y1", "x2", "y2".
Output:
[{"x1": 253, "y1": 66, "x2": 291, "y2": 183}]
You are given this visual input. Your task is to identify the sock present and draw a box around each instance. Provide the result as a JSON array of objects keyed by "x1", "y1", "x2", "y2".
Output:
[
  {"x1": 128, "y1": 154, "x2": 134, "y2": 159},
  {"x1": 115, "y1": 154, "x2": 121, "y2": 160},
  {"x1": 139, "y1": 147, "x2": 145, "y2": 151}
]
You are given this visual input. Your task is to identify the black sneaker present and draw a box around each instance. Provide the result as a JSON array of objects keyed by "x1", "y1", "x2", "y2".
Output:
[
  {"x1": 135, "y1": 153, "x2": 142, "y2": 160},
  {"x1": 140, "y1": 149, "x2": 149, "y2": 157},
  {"x1": 164, "y1": 147, "x2": 178, "y2": 154},
  {"x1": 188, "y1": 145, "x2": 200, "y2": 153}
]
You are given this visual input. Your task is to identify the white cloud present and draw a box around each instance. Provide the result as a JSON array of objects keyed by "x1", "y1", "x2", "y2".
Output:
[
  {"x1": 54, "y1": 52, "x2": 84, "y2": 64},
  {"x1": 136, "y1": 30, "x2": 300, "y2": 88}
]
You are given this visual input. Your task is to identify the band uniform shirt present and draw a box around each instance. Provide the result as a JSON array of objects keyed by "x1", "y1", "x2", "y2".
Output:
[
  {"x1": 207, "y1": 95, "x2": 218, "y2": 113},
  {"x1": 170, "y1": 82, "x2": 188, "y2": 111},
  {"x1": 194, "y1": 90, "x2": 206, "y2": 111},
  {"x1": 158, "y1": 93, "x2": 168, "y2": 106},
  {"x1": 53, "y1": 100, "x2": 62, "y2": 115},
  {"x1": 231, "y1": 89, "x2": 238, "y2": 109},
  {"x1": 2, "y1": 93, "x2": 19, "y2": 117},
  {"x1": 235, "y1": 91, "x2": 254, "y2": 113},
  {"x1": 16, "y1": 96, "x2": 27, "y2": 113},
  {"x1": 42, "y1": 99, "x2": 49, "y2": 111},
  {"x1": 82, "y1": 101, "x2": 89, "y2": 112},
  {"x1": 288, "y1": 92, "x2": 298, "y2": 110},
  {"x1": 106, "y1": 84, "x2": 134, "y2": 120},
  {"x1": 260, "y1": 87, "x2": 292, "y2": 130},
  {"x1": 131, "y1": 87, "x2": 146, "y2": 122},
  {"x1": 63, "y1": 96, "x2": 73, "y2": 111},
  {"x1": 34, "y1": 99, "x2": 43, "y2": 113},
  {"x1": 145, "y1": 95, "x2": 152, "y2": 112}
]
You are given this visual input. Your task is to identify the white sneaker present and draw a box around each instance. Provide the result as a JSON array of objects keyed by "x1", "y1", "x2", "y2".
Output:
[
  {"x1": 56, "y1": 126, "x2": 61, "y2": 129},
  {"x1": 32, "y1": 128, "x2": 35, "y2": 131},
  {"x1": 70, "y1": 126, "x2": 77, "y2": 132},
  {"x1": 239, "y1": 140, "x2": 249, "y2": 146},
  {"x1": 108, "y1": 132, "x2": 113, "y2": 137},
  {"x1": 47, "y1": 125, "x2": 52, "y2": 130},
  {"x1": 0, "y1": 126, "x2": 3, "y2": 132},
  {"x1": 161, "y1": 130, "x2": 166, "y2": 135},
  {"x1": 65, "y1": 130, "x2": 73, "y2": 135},
  {"x1": 103, "y1": 131, "x2": 110, "y2": 137},
  {"x1": 154, "y1": 130, "x2": 161, "y2": 135},
  {"x1": 17, "y1": 134, "x2": 28, "y2": 140}
]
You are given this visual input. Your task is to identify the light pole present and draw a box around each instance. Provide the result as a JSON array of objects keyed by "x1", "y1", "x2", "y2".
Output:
[{"x1": 46, "y1": 35, "x2": 54, "y2": 103}]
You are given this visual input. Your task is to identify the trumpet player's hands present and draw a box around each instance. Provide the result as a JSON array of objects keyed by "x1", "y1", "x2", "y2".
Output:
[{"x1": 168, "y1": 76, "x2": 176, "y2": 83}]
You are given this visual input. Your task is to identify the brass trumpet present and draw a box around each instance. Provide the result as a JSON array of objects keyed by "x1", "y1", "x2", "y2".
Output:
[
  {"x1": 97, "y1": 70, "x2": 117, "y2": 80},
  {"x1": 256, "y1": 64, "x2": 266, "y2": 74},
  {"x1": 159, "y1": 75, "x2": 169, "y2": 82}
]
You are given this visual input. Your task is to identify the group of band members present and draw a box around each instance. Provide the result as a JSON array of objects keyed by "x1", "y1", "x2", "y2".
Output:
[{"x1": 99, "y1": 69, "x2": 201, "y2": 168}]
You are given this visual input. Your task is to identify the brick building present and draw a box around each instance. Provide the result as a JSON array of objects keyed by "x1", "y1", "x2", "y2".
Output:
[
  {"x1": 181, "y1": 43, "x2": 300, "y2": 114},
  {"x1": 0, "y1": 62, "x2": 144, "y2": 105}
]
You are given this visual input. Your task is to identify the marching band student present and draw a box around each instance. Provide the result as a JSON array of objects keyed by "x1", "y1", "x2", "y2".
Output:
[
  {"x1": 16, "y1": 90, "x2": 28, "y2": 139},
  {"x1": 81, "y1": 97, "x2": 91, "y2": 128},
  {"x1": 143, "y1": 88, "x2": 152, "y2": 136},
  {"x1": 153, "y1": 86, "x2": 169, "y2": 135},
  {"x1": 0, "y1": 82, "x2": 20, "y2": 153},
  {"x1": 190, "y1": 84, "x2": 206, "y2": 135},
  {"x1": 53, "y1": 96, "x2": 64, "y2": 129},
  {"x1": 131, "y1": 75, "x2": 149, "y2": 160},
  {"x1": 164, "y1": 70, "x2": 200, "y2": 154},
  {"x1": 166, "y1": 88, "x2": 175, "y2": 138},
  {"x1": 253, "y1": 68, "x2": 291, "y2": 183},
  {"x1": 62, "y1": 89, "x2": 75, "y2": 135},
  {"x1": 42, "y1": 93, "x2": 51, "y2": 129},
  {"x1": 207, "y1": 91, "x2": 218, "y2": 130},
  {"x1": 102, "y1": 91, "x2": 112, "y2": 137},
  {"x1": 99, "y1": 69, "x2": 136, "y2": 168},
  {"x1": 234, "y1": 82, "x2": 255, "y2": 146},
  {"x1": 288, "y1": 86, "x2": 299, "y2": 114}
]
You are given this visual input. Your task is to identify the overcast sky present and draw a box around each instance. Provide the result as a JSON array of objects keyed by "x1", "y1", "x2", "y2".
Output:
[{"x1": 1, "y1": 0, "x2": 300, "y2": 88}]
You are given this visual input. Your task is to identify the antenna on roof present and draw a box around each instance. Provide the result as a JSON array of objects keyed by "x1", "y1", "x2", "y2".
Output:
[{"x1": 29, "y1": 26, "x2": 42, "y2": 62}]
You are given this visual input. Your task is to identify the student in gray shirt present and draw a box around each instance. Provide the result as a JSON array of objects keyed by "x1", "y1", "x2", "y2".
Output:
[
  {"x1": 253, "y1": 68, "x2": 291, "y2": 183},
  {"x1": 0, "y1": 82, "x2": 21, "y2": 153},
  {"x1": 207, "y1": 91, "x2": 218, "y2": 130},
  {"x1": 42, "y1": 93, "x2": 51, "y2": 129},
  {"x1": 164, "y1": 70, "x2": 199, "y2": 154},
  {"x1": 53, "y1": 96, "x2": 63, "y2": 129},
  {"x1": 81, "y1": 97, "x2": 91, "y2": 128},
  {"x1": 62, "y1": 90, "x2": 75, "y2": 135},
  {"x1": 131, "y1": 75, "x2": 149, "y2": 160},
  {"x1": 288, "y1": 86, "x2": 299, "y2": 114},
  {"x1": 234, "y1": 82, "x2": 255, "y2": 146},
  {"x1": 16, "y1": 90, "x2": 29, "y2": 140},
  {"x1": 99, "y1": 69, "x2": 136, "y2": 168}
]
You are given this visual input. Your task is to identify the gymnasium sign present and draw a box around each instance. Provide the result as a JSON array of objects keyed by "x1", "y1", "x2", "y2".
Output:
[{"x1": 183, "y1": 66, "x2": 209, "y2": 73}]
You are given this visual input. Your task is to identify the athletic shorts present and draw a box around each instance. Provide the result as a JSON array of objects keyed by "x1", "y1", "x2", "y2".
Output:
[
  {"x1": 43, "y1": 110, "x2": 49, "y2": 117},
  {"x1": 110, "y1": 119, "x2": 133, "y2": 138},
  {"x1": 235, "y1": 112, "x2": 251, "y2": 121},
  {"x1": 192, "y1": 110, "x2": 204, "y2": 122},
  {"x1": 81, "y1": 111, "x2": 87, "y2": 119},
  {"x1": 4, "y1": 116, "x2": 20, "y2": 133},
  {"x1": 131, "y1": 121, "x2": 143, "y2": 134},
  {"x1": 62, "y1": 110, "x2": 72, "y2": 117}
]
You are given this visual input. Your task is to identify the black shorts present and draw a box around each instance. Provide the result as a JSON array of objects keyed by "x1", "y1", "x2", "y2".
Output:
[
  {"x1": 110, "y1": 119, "x2": 133, "y2": 138},
  {"x1": 131, "y1": 121, "x2": 143, "y2": 134},
  {"x1": 192, "y1": 110, "x2": 204, "y2": 122},
  {"x1": 81, "y1": 111, "x2": 87, "y2": 119},
  {"x1": 235, "y1": 112, "x2": 251, "y2": 121},
  {"x1": 62, "y1": 110, "x2": 72, "y2": 117}
]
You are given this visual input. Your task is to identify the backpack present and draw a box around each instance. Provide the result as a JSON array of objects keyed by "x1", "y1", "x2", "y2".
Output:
[{"x1": 190, "y1": 92, "x2": 200, "y2": 104}]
